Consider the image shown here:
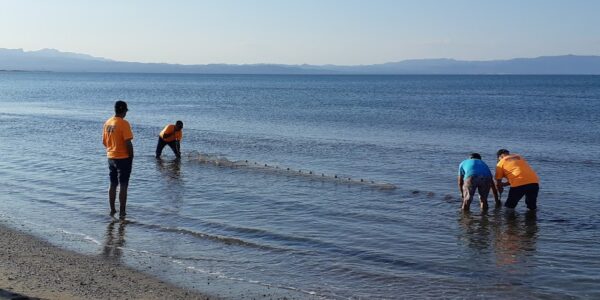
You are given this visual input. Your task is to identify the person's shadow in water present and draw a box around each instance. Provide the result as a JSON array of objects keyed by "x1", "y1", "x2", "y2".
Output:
[
  {"x1": 458, "y1": 209, "x2": 538, "y2": 267},
  {"x1": 102, "y1": 219, "x2": 128, "y2": 261},
  {"x1": 155, "y1": 158, "x2": 185, "y2": 213}
]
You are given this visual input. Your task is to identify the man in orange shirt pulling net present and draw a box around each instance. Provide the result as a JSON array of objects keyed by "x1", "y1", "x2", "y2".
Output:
[
  {"x1": 495, "y1": 149, "x2": 539, "y2": 210},
  {"x1": 156, "y1": 120, "x2": 183, "y2": 159},
  {"x1": 102, "y1": 101, "x2": 134, "y2": 217}
]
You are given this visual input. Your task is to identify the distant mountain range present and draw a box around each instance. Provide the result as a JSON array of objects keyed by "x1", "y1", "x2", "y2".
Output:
[{"x1": 2, "y1": 48, "x2": 600, "y2": 74}]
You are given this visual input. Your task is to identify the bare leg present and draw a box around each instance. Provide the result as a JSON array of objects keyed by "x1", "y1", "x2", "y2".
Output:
[
  {"x1": 462, "y1": 198, "x2": 472, "y2": 211},
  {"x1": 461, "y1": 180, "x2": 474, "y2": 211},
  {"x1": 461, "y1": 188, "x2": 472, "y2": 211},
  {"x1": 479, "y1": 196, "x2": 489, "y2": 211},
  {"x1": 475, "y1": 178, "x2": 491, "y2": 212},
  {"x1": 478, "y1": 187, "x2": 489, "y2": 211},
  {"x1": 119, "y1": 183, "x2": 128, "y2": 217},
  {"x1": 108, "y1": 183, "x2": 117, "y2": 215}
]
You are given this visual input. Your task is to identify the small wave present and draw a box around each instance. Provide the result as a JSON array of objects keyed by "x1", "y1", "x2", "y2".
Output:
[
  {"x1": 0, "y1": 113, "x2": 24, "y2": 120},
  {"x1": 174, "y1": 262, "x2": 324, "y2": 299},
  {"x1": 59, "y1": 229, "x2": 102, "y2": 245},
  {"x1": 187, "y1": 150, "x2": 397, "y2": 190},
  {"x1": 163, "y1": 254, "x2": 241, "y2": 263},
  {"x1": 123, "y1": 219, "x2": 293, "y2": 252},
  {"x1": 534, "y1": 156, "x2": 600, "y2": 166}
]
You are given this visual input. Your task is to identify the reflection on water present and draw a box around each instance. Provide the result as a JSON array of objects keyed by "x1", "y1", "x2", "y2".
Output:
[
  {"x1": 459, "y1": 210, "x2": 538, "y2": 268},
  {"x1": 155, "y1": 159, "x2": 184, "y2": 213},
  {"x1": 102, "y1": 220, "x2": 128, "y2": 260},
  {"x1": 156, "y1": 158, "x2": 182, "y2": 181},
  {"x1": 458, "y1": 210, "x2": 497, "y2": 252},
  {"x1": 496, "y1": 210, "x2": 538, "y2": 268}
]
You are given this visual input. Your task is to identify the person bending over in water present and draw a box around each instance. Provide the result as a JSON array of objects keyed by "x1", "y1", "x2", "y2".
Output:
[
  {"x1": 458, "y1": 153, "x2": 500, "y2": 211},
  {"x1": 156, "y1": 120, "x2": 183, "y2": 159},
  {"x1": 495, "y1": 149, "x2": 539, "y2": 210}
]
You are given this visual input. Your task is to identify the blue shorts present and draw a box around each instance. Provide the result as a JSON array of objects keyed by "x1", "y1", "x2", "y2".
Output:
[{"x1": 108, "y1": 158, "x2": 132, "y2": 186}]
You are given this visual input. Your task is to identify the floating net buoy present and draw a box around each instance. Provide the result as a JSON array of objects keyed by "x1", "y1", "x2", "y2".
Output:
[{"x1": 187, "y1": 151, "x2": 396, "y2": 190}]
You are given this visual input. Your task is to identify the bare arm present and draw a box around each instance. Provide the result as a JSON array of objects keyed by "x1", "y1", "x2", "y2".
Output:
[
  {"x1": 495, "y1": 178, "x2": 505, "y2": 194},
  {"x1": 458, "y1": 176, "x2": 464, "y2": 197},
  {"x1": 102, "y1": 127, "x2": 107, "y2": 147},
  {"x1": 494, "y1": 165, "x2": 502, "y2": 190},
  {"x1": 496, "y1": 179, "x2": 510, "y2": 187},
  {"x1": 126, "y1": 139, "x2": 134, "y2": 159},
  {"x1": 491, "y1": 179, "x2": 500, "y2": 206}
]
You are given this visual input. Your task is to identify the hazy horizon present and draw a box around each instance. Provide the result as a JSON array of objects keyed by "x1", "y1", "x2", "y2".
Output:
[
  {"x1": 2, "y1": 0, "x2": 600, "y2": 65},
  {"x1": 4, "y1": 47, "x2": 599, "y2": 66}
]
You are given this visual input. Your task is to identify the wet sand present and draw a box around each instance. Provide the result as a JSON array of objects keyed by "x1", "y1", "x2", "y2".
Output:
[{"x1": 0, "y1": 223, "x2": 215, "y2": 300}]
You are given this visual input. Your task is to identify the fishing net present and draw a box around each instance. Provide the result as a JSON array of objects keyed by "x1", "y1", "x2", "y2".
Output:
[{"x1": 187, "y1": 150, "x2": 396, "y2": 190}]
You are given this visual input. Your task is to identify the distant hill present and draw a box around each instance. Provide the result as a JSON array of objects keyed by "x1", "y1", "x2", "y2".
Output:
[{"x1": 2, "y1": 48, "x2": 600, "y2": 74}]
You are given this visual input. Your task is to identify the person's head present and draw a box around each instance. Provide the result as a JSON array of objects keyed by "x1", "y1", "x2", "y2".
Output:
[
  {"x1": 114, "y1": 100, "x2": 128, "y2": 116},
  {"x1": 496, "y1": 149, "x2": 510, "y2": 160},
  {"x1": 175, "y1": 120, "x2": 183, "y2": 131},
  {"x1": 470, "y1": 153, "x2": 482, "y2": 160}
]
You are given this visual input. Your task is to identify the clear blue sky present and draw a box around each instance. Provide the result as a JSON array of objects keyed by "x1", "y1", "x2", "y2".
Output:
[{"x1": 1, "y1": 0, "x2": 599, "y2": 65}]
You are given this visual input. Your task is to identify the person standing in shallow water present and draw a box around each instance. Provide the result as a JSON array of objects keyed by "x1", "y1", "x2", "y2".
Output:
[
  {"x1": 495, "y1": 149, "x2": 540, "y2": 210},
  {"x1": 458, "y1": 153, "x2": 500, "y2": 211},
  {"x1": 102, "y1": 101, "x2": 134, "y2": 217},
  {"x1": 156, "y1": 120, "x2": 183, "y2": 159}
]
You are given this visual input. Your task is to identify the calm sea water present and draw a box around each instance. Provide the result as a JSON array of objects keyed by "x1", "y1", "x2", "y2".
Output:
[{"x1": 0, "y1": 73, "x2": 599, "y2": 299}]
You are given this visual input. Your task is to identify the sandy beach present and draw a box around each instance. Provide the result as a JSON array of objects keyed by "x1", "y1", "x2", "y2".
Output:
[{"x1": 0, "y1": 223, "x2": 214, "y2": 300}]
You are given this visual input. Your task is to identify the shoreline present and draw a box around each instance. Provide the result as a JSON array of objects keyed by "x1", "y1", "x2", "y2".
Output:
[{"x1": 0, "y1": 222, "x2": 215, "y2": 300}]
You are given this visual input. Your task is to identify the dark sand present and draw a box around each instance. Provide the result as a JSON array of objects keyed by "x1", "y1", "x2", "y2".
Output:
[{"x1": 0, "y1": 223, "x2": 216, "y2": 300}]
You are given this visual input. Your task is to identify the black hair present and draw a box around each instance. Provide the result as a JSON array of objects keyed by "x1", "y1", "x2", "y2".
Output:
[
  {"x1": 496, "y1": 149, "x2": 509, "y2": 158},
  {"x1": 470, "y1": 153, "x2": 482, "y2": 159},
  {"x1": 176, "y1": 120, "x2": 183, "y2": 127},
  {"x1": 115, "y1": 100, "x2": 128, "y2": 114}
]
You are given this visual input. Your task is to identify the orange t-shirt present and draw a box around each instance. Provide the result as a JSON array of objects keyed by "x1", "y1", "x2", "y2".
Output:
[
  {"x1": 159, "y1": 124, "x2": 183, "y2": 142},
  {"x1": 103, "y1": 116, "x2": 133, "y2": 159},
  {"x1": 495, "y1": 154, "x2": 539, "y2": 187}
]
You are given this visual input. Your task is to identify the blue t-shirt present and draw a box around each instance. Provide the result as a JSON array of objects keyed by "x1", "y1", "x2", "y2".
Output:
[{"x1": 458, "y1": 159, "x2": 493, "y2": 179}]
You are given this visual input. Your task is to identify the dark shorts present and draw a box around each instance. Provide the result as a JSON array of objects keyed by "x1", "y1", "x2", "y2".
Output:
[
  {"x1": 505, "y1": 183, "x2": 539, "y2": 210},
  {"x1": 108, "y1": 158, "x2": 132, "y2": 186},
  {"x1": 156, "y1": 137, "x2": 181, "y2": 158}
]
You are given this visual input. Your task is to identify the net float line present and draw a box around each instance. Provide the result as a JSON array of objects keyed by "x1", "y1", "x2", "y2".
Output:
[{"x1": 187, "y1": 151, "x2": 397, "y2": 190}]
